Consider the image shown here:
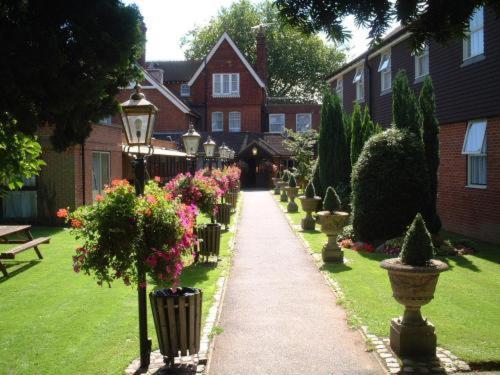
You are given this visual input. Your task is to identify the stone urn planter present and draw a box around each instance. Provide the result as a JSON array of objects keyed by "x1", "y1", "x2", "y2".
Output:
[
  {"x1": 216, "y1": 203, "x2": 231, "y2": 230},
  {"x1": 298, "y1": 196, "x2": 321, "y2": 230},
  {"x1": 380, "y1": 258, "x2": 449, "y2": 357},
  {"x1": 279, "y1": 181, "x2": 288, "y2": 202},
  {"x1": 317, "y1": 211, "x2": 349, "y2": 262},
  {"x1": 196, "y1": 223, "x2": 221, "y2": 261},
  {"x1": 284, "y1": 186, "x2": 299, "y2": 212},
  {"x1": 150, "y1": 287, "x2": 202, "y2": 365},
  {"x1": 272, "y1": 177, "x2": 282, "y2": 195}
]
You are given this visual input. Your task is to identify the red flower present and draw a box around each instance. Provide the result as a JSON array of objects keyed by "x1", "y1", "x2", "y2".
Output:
[
  {"x1": 71, "y1": 219, "x2": 83, "y2": 228},
  {"x1": 154, "y1": 176, "x2": 161, "y2": 183},
  {"x1": 56, "y1": 208, "x2": 68, "y2": 218},
  {"x1": 95, "y1": 194, "x2": 104, "y2": 202}
]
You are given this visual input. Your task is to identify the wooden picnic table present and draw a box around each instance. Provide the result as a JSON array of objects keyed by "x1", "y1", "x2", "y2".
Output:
[{"x1": 0, "y1": 225, "x2": 50, "y2": 277}]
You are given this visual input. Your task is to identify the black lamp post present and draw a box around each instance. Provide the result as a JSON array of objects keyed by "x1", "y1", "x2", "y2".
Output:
[
  {"x1": 120, "y1": 83, "x2": 158, "y2": 369},
  {"x1": 203, "y1": 136, "x2": 217, "y2": 172},
  {"x1": 181, "y1": 123, "x2": 201, "y2": 175}
]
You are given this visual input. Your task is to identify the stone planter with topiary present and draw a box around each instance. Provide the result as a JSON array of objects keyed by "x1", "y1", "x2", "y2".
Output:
[
  {"x1": 380, "y1": 213, "x2": 449, "y2": 358},
  {"x1": 284, "y1": 174, "x2": 299, "y2": 213},
  {"x1": 317, "y1": 187, "x2": 349, "y2": 263},
  {"x1": 272, "y1": 172, "x2": 282, "y2": 195},
  {"x1": 298, "y1": 181, "x2": 321, "y2": 230},
  {"x1": 280, "y1": 170, "x2": 290, "y2": 202}
]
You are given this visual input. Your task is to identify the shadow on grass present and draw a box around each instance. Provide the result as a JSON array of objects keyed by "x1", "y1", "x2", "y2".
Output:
[
  {"x1": 320, "y1": 262, "x2": 352, "y2": 273},
  {"x1": 180, "y1": 260, "x2": 219, "y2": 286},
  {"x1": 0, "y1": 260, "x2": 41, "y2": 283},
  {"x1": 439, "y1": 256, "x2": 480, "y2": 273}
]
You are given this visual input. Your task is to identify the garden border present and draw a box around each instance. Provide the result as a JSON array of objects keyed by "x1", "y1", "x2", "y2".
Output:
[{"x1": 272, "y1": 192, "x2": 472, "y2": 375}]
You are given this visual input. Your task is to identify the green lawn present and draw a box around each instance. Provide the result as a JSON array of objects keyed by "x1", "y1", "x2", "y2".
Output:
[
  {"x1": 274, "y1": 192, "x2": 500, "y2": 365},
  {"x1": 0, "y1": 201, "x2": 239, "y2": 374}
]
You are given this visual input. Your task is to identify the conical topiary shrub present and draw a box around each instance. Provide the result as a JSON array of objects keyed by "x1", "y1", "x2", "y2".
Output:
[
  {"x1": 399, "y1": 213, "x2": 435, "y2": 266},
  {"x1": 285, "y1": 174, "x2": 299, "y2": 212},
  {"x1": 283, "y1": 170, "x2": 290, "y2": 183},
  {"x1": 323, "y1": 186, "x2": 341, "y2": 213},
  {"x1": 289, "y1": 174, "x2": 297, "y2": 188},
  {"x1": 305, "y1": 181, "x2": 316, "y2": 198}
]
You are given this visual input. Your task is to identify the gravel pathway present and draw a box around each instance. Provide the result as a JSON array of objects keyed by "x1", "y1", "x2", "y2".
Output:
[{"x1": 208, "y1": 191, "x2": 384, "y2": 375}]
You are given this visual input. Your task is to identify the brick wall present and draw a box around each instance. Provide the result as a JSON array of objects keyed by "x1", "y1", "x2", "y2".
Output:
[
  {"x1": 438, "y1": 116, "x2": 500, "y2": 243},
  {"x1": 267, "y1": 103, "x2": 321, "y2": 132},
  {"x1": 207, "y1": 105, "x2": 262, "y2": 133}
]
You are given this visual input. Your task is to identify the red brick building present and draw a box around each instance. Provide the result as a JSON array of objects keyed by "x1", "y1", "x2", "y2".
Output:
[
  {"x1": 146, "y1": 31, "x2": 321, "y2": 187},
  {"x1": 327, "y1": 6, "x2": 500, "y2": 243}
]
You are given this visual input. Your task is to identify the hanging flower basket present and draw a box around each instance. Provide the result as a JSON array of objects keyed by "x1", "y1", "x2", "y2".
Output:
[
  {"x1": 196, "y1": 223, "x2": 221, "y2": 260},
  {"x1": 149, "y1": 287, "x2": 202, "y2": 364}
]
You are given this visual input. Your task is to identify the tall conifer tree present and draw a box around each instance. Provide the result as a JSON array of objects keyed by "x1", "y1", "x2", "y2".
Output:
[
  {"x1": 392, "y1": 70, "x2": 421, "y2": 137},
  {"x1": 350, "y1": 102, "x2": 363, "y2": 167}
]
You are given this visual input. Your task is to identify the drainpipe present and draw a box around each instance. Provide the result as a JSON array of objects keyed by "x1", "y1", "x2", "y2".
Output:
[
  {"x1": 364, "y1": 54, "x2": 373, "y2": 117},
  {"x1": 81, "y1": 143, "x2": 86, "y2": 205}
]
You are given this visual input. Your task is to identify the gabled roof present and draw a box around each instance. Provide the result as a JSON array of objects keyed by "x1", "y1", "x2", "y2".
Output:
[
  {"x1": 187, "y1": 32, "x2": 266, "y2": 89},
  {"x1": 141, "y1": 68, "x2": 198, "y2": 116},
  {"x1": 147, "y1": 60, "x2": 202, "y2": 82}
]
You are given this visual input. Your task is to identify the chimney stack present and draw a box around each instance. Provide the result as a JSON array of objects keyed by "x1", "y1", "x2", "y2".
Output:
[{"x1": 256, "y1": 29, "x2": 268, "y2": 84}]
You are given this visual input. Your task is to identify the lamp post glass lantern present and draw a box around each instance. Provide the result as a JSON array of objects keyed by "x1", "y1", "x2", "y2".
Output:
[
  {"x1": 203, "y1": 136, "x2": 217, "y2": 170},
  {"x1": 120, "y1": 83, "x2": 158, "y2": 369},
  {"x1": 182, "y1": 123, "x2": 201, "y2": 174}
]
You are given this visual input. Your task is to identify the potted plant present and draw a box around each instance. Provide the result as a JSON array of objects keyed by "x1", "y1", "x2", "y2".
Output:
[
  {"x1": 317, "y1": 186, "x2": 349, "y2": 263},
  {"x1": 284, "y1": 174, "x2": 299, "y2": 212},
  {"x1": 212, "y1": 169, "x2": 232, "y2": 231},
  {"x1": 272, "y1": 171, "x2": 282, "y2": 195},
  {"x1": 165, "y1": 172, "x2": 222, "y2": 261},
  {"x1": 225, "y1": 165, "x2": 241, "y2": 212},
  {"x1": 380, "y1": 213, "x2": 449, "y2": 358},
  {"x1": 61, "y1": 179, "x2": 201, "y2": 366},
  {"x1": 298, "y1": 181, "x2": 321, "y2": 230},
  {"x1": 280, "y1": 170, "x2": 290, "y2": 202}
]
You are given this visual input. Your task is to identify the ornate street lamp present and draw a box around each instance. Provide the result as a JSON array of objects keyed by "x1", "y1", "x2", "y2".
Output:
[
  {"x1": 120, "y1": 83, "x2": 158, "y2": 369},
  {"x1": 181, "y1": 123, "x2": 201, "y2": 174},
  {"x1": 203, "y1": 136, "x2": 217, "y2": 171},
  {"x1": 219, "y1": 143, "x2": 230, "y2": 164}
]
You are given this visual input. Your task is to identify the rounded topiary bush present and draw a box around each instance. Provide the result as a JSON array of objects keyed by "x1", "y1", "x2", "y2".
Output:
[{"x1": 351, "y1": 128, "x2": 430, "y2": 242}]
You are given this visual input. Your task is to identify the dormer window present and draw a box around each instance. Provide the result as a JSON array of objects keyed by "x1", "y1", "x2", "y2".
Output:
[
  {"x1": 213, "y1": 73, "x2": 240, "y2": 97},
  {"x1": 180, "y1": 84, "x2": 190, "y2": 97}
]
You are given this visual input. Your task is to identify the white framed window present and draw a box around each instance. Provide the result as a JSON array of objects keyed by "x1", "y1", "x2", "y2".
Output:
[
  {"x1": 378, "y1": 51, "x2": 391, "y2": 92},
  {"x1": 296, "y1": 113, "x2": 312, "y2": 133},
  {"x1": 98, "y1": 116, "x2": 112, "y2": 125},
  {"x1": 229, "y1": 112, "x2": 241, "y2": 132},
  {"x1": 180, "y1": 84, "x2": 190, "y2": 97},
  {"x1": 213, "y1": 73, "x2": 240, "y2": 97},
  {"x1": 269, "y1": 114, "x2": 285, "y2": 133},
  {"x1": 464, "y1": 6, "x2": 484, "y2": 60},
  {"x1": 353, "y1": 66, "x2": 364, "y2": 101},
  {"x1": 415, "y1": 45, "x2": 430, "y2": 79},
  {"x1": 462, "y1": 120, "x2": 487, "y2": 187},
  {"x1": 211, "y1": 112, "x2": 223, "y2": 132},
  {"x1": 335, "y1": 78, "x2": 343, "y2": 105},
  {"x1": 92, "y1": 151, "x2": 110, "y2": 200}
]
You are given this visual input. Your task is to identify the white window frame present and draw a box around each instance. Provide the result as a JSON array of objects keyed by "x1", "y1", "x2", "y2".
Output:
[
  {"x1": 462, "y1": 120, "x2": 487, "y2": 188},
  {"x1": 335, "y1": 77, "x2": 343, "y2": 105},
  {"x1": 229, "y1": 111, "x2": 241, "y2": 132},
  {"x1": 180, "y1": 84, "x2": 190, "y2": 97},
  {"x1": 211, "y1": 112, "x2": 224, "y2": 132},
  {"x1": 212, "y1": 73, "x2": 240, "y2": 97},
  {"x1": 296, "y1": 113, "x2": 312, "y2": 133},
  {"x1": 92, "y1": 151, "x2": 111, "y2": 200},
  {"x1": 378, "y1": 50, "x2": 391, "y2": 92},
  {"x1": 353, "y1": 66, "x2": 364, "y2": 101},
  {"x1": 463, "y1": 6, "x2": 484, "y2": 60},
  {"x1": 269, "y1": 113, "x2": 285, "y2": 133},
  {"x1": 415, "y1": 45, "x2": 430, "y2": 79},
  {"x1": 98, "y1": 116, "x2": 112, "y2": 125}
]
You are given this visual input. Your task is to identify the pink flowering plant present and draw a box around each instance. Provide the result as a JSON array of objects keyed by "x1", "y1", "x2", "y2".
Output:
[
  {"x1": 223, "y1": 165, "x2": 241, "y2": 191},
  {"x1": 59, "y1": 179, "x2": 196, "y2": 288}
]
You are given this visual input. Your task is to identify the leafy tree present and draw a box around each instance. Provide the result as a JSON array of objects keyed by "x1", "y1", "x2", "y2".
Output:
[
  {"x1": 350, "y1": 103, "x2": 364, "y2": 167},
  {"x1": 400, "y1": 213, "x2": 435, "y2": 266},
  {"x1": 283, "y1": 128, "x2": 318, "y2": 186},
  {"x1": 0, "y1": 0, "x2": 144, "y2": 151},
  {"x1": 392, "y1": 71, "x2": 421, "y2": 136},
  {"x1": 275, "y1": 0, "x2": 497, "y2": 50},
  {"x1": 0, "y1": 114, "x2": 45, "y2": 194},
  {"x1": 181, "y1": 0, "x2": 345, "y2": 101},
  {"x1": 419, "y1": 76, "x2": 441, "y2": 233}
]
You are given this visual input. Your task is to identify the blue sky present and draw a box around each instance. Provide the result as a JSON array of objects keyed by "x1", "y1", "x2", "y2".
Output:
[{"x1": 123, "y1": 0, "x2": 393, "y2": 61}]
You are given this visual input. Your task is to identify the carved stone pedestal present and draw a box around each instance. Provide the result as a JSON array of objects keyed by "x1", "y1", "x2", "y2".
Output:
[{"x1": 390, "y1": 318, "x2": 436, "y2": 358}]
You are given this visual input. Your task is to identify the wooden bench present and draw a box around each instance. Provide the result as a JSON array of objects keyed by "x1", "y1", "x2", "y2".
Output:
[{"x1": 0, "y1": 226, "x2": 50, "y2": 277}]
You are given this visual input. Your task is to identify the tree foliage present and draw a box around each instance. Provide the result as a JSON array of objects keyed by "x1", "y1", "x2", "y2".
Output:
[
  {"x1": 0, "y1": 0, "x2": 145, "y2": 151},
  {"x1": 392, "y1": 71, "x2": 421, "y2": 136},
  {"x1": 181, "y1": 0, "x2": 345, "y2": 101},
  {"x1": 283, "y1": 128, "x2": 318, "y2": 185},
  {"x1": 0, "y1": 113, "x2": 45, "y2": 194},
  {"x1": 275, "y1": 0, "x2": 498, "y2": 50},
  {"x1": 350, "y1": 103, "x2": 364, "y2": 167},
  {"x1": 419, "y1": 76, "x2": 441, "y2": 233}
]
